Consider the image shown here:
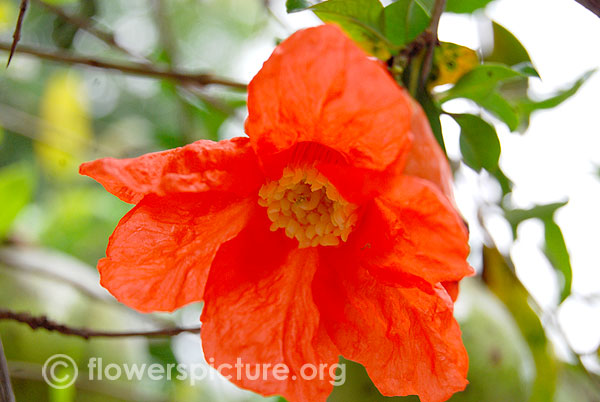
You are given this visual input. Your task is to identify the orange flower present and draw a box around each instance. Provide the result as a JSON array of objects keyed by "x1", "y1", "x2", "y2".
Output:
[{"x1": 81, "y1": 25, "x2": 473, "y2": 402}]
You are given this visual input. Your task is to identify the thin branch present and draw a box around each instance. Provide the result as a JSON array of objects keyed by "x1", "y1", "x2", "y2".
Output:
[
  {"x1": 0, "y1": 337, "x2": 15, "y2": 402},
  {"x1": 421, "y1": 0, "x2": 446, "y2": 87},
  {"x1": 7, "y1": 0, "x2": 28, "y2": 67},
  {"x1": 29, "y1": 0, "x2": 240, "y2": 116},
  {"x1": 428, "y1": 0, "x2": 446, "y2": 39},
  {"x1": 0, "y1": 309, "x2": 200, "y2": 339},
  {"x1": 575, "y1": 0, "x2": 600, "y2": 17},
  {"x1": 0, "y1": 41, "x2": 247, "y2": 90}
]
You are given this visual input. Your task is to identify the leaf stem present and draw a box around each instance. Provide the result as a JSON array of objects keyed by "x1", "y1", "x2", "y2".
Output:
[
  {"x1": 408, "y1": 51, "x2": 425, "y2": 96},
  {"x1": 420, "y1": 0, "x2": 446, "y2": 87}
]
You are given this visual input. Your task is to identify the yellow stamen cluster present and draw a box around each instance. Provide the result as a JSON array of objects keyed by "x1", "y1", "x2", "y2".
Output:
[{"x1": 258, "y1": 166, "x2": 359, "y2": 248}]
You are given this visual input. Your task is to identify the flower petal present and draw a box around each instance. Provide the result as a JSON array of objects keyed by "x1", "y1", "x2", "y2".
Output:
[
  {"x1": 314, "y1": 251, "x2": 469, "y2": 402},
  {"x1": 442, "y1": 281, "x2": 460, "y2": 302},
  {"x1": 202, "y1": 220, "x2": 339, "y2": 402},
  {"x1": 404, "y1": 99, "x2": 454, "y2": 199},
  {"x1": 356, "y1": 175, "x2": 472, "y2": 285},
  {"x1": 245, "y1": 24, "x2": 412, "y2": 172},
  {"x1": 80, "y1": 137, "x2": 262, "y2": 204},
  {"x1": 99, "y1": 193, "x2": 257, "y2": 312},
  {"x1": 313, "y1": 99, "x2": 455, "y2": 205},
  {"x1": 314, "y1": 154, "x2": 408, "y2": 205}
]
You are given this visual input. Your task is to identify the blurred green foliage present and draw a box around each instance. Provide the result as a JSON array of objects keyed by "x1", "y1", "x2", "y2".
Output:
[
  {"x1": 383, "y1": 0, "x2": 430, "y2": 46},
  {"x1": 454, "y1": 113, "x2": 501, "y2": 172},
  {"x1": 0, "y1": 163, "x2": 34, "y2": 238}
]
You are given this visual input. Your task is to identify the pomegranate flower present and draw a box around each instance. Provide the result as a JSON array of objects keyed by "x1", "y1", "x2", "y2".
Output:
[{"x1": 81, "y1": 25, "x2": 473, "y2": 402}]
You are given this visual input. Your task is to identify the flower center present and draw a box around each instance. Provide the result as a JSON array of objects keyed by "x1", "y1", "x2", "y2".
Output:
[{"x1": 258, "y1": 166, "x2": 359, "y2": 248}]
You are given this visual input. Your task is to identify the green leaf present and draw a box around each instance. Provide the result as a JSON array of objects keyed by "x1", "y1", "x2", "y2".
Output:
[
  {"x1": 383, "y1": 0, "x2": 430, "y2": 46},
  {"x1": 511, "y1": 62, "x2": 540, "y2": 78},
  {"x1": 516, "y1": 70, "x2": 594, "y2": 132},
  {"x1": 517, "y1": 70, "x2": 595, "y2": 119},
  {"x1": 482, "y1": 246, "x2": 557, "y2": 402},
  {"x1": 454, "y1": 114, "x2": 500, "y2": 172},
  {"x1": 502, "y1": 201, "x2": 572, "y2": 302},
  {"x1": 446, "y1": 0, "x2": 494, "y2": 14},
  {"x1": 440, "y1": 63, "x2": 525, "y2": 101},
  {"x1": 286, "y1": 0, "x2": 319, "y2": 12},
  {"x1": 504, "y1": 201, "x2": 568, "y2": 236},
  {"x1": 476, "y1": 91, "x2": 519, "y2": 130},
  {"x1": 414, "y1": 0, "x2": 434, "y2": 11},
  {"x1": 543, "y1": 220, "x2": 572, "y2": 302},
  {"x1": 481, "y1": 22, "x2": 538, "y2": 116},
  {"x1": 312, "y1": 0, "x2": 384, "y2": 31},
  {"x1": 485, "y1": 21, "x2": 534, "y2": 67},
  {"x1": 440, "y1": 64, "x2": 526, "y2": 130},
  {"x1": 310, "y1": 0, "x2": 393, "y2": 59},
  {"x1": 0, "y1": 163, "x2": 35, "y2": 238},
  {"x1": 417, "y1": 89, "x2": 446, "y2": 154},
  {"x1": 491, "y1": 167, "x2": 513, "y2": 196}
]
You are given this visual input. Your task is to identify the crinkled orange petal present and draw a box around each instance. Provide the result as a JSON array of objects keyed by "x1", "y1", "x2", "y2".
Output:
[
  {"x1": 404, "y1": 99, "x2": 454, "y2": 200},
  {"x1": 355, "y1": 175, "x2": 473, "y2": 286},
  {"x1": 80, "y1": 137, "x2": 262, "y2": 204},
  {"x1": 315, "y1": 153, "x2": 409, "y2": 205},
  {"x1": 99, "y1": 193, "x2": 257, "y2": 312},
  {"x1": 442, "y1": 281, "x2": 460, "y2": 302},
  {"x1": 314, "y1": 99, "x2": 453, "y2": 205},
  {"x1": 253, "y1": 141, "x2": 410, "y2": 205},
  {"x1": 314, "y1": 250, "x2": 469, "y2": 402},
  {"x1": 245, "y1": 24, "x2": 412, "y2": 172},
  {"x1": 202, "y1": 216, "x2": 339, "y2": 402}
]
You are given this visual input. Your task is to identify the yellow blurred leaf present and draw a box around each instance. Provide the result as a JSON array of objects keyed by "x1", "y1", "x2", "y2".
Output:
[
  {"x1": 429, "y1": 42, "x2": 479, "y2": 89},
  {"x1": 0, "y1": 0, "x2": 16, "y2": 32},
  {"x1": 35, "y1": 72, "x2": 92, "y2": 179}
]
